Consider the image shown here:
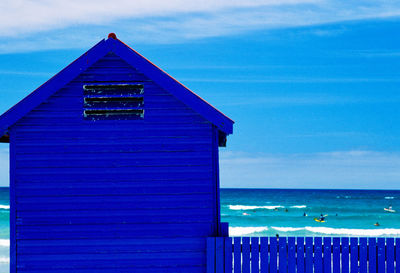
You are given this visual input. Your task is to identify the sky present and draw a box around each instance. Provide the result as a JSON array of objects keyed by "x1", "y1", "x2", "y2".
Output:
[{"x1": 0, "y1": 0, "x2": 400, "y2": 189}]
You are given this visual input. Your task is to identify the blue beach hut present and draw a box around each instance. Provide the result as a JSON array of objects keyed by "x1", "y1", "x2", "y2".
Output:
[{"x1": 0, "y1": 33, "x2": 233, "y2": 273}]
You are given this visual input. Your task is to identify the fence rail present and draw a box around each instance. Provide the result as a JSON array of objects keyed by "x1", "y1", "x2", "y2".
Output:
[{"x1": 207, "y1": 237, "x2": 400, "y2": 273}]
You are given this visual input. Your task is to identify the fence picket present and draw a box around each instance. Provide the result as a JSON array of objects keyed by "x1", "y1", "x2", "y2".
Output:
[
  {"x1": 251, "y1": 237, "x2": 259, "y2": 273},
  {"x1": 377, "y1": 238, "x2": 385, "y2": 273},
  {"x1": 225, "y1": 237, "x2": 233, "y2": 273},
  {"x1": 270, "y1": 237, "x2": 278, "y2": 273},
  {"x1": 305, "y1": 237, "x2": 313, "y2": 273},
  {"x1": 234, "y1": 237, "x2": 241, "y2": 273},
  {"x1": 350, "y1": 237, "x2": 358, "y2": 273},
  {"x1": 314, "y1": 237, "x2": 322, "y2": 273},
  {"x1": 288, "y1": 237, "x2": 296, "y2": 273},
  {"x1": 279, "y1": 237, "x2": 287, "y2": 273},
  {"x1": 332, "y1": 237, "x2": 340, "y2": 273},
  {"x1": 216, "y1": 237, "x2": 224, "y2": 273},
  {"x1": 242, "y1": 237, "x2": 250, "y2": 273},
  {"x1": 297, "y1": 237, "x2": 305, "y2": 273},
  {"x1": 396, "y1": 238, "x2": 400, "y2": 273},
  {"x1": 207, "y1": 237, "x2": 216, "y2": 273},
  {"x1": 368, "y1": 237, "x2": 377, "y2": 273},
  {"x1": 387, "y1": 237, "x2": 394, "y2": 273},
  {"x1": 359, "y1": 238, "x2": 367, "y2": 273},
  {"x1": 260, "y1": 237, "x2": 269, "y2": 273},
  {"x1": 323, "y1": 237, "x2": 331, "y2": 273},
  {"x1": 342, "y1": 237, "x2": 349, "y2": 273}
]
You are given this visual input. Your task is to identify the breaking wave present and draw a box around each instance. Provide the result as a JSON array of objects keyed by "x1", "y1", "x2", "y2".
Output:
[
  {"x1": 229, "y1": 227, "x2": 269, "y2": 236},
  {"x1": 0, "y1": 205, "x2": 9, "y2": 210},
  {"x1": 229, "y1": 205, "x2": 283, "y2": 210},
  {"x1": 229, "y1": 226, "x2": 400, "y2": 237},
  {"x1": 272, "y1": 226, "x2": 400, "y2": 236}
]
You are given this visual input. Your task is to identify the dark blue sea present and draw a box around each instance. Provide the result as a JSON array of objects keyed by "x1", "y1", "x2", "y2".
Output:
[
  {"x1": 221, "y1": 189, "x2": 400, "y2": 237},
  {"x1": 0, "y1": 188, "x2": 399, "y2": 272}
]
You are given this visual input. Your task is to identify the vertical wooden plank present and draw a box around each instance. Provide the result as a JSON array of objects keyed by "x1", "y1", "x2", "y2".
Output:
[
  {"x1": 368, "y1": 237, "x2": 377, "y2": 273},
  {"x1": 377, "y1": 238, "x2": 385, "y2": 273},
  {"x1": 323, "y1": 237, "x2": 332, "y2": 273},
  {"x1": 314, "y1": 237, "x2": 323, "y2": 273},
  {"x1": 251, "y1": 237, "x2": 260, "y2": 273},
  {"x1": 216, "y1": 237, "x2": 224, "y2": 273},
  {"x1": 279, "y1": 237, "x2": 287, "y2": 273},
  {"x1": 296, "y1": 237, "x2": 305, "y2": 273},
  {"x1": 288, "y1": 237, "x2": 296, "y2": 273},
  {"x1": 9, "y1": 130, "x2": 16, "y2": 273},
  {"x1": 359, "y1": 238, "x2": 367, "y2": 273},
  {"x1": 270, "y1": 237, "x2": 278, "y2": 273},
  {"x1": 305, "y1": 237, "x2": 313, "y2": 273},
  {"x1": 225, "y1": 237, "x2": 233, "y2": 273},
  {"x1": 332, "y1": 238, "x2": 340, "y2": 273},
  {"x1": 207, "y1": 237, "x2": 216, "y2": 273},
  {"x1": 396, "y1": 238, "x2": 400, "y2": 273},
  {"x1": 212, "y1": 126, "x2": 221, "y2": 236},
  {"x1": 342, "y1": 237, "x2": 349, "y2": 273},
  {"x1": 260, "y1": 237, "x2": 269, "y2": 273},
  {"x1": 350, "y1": 237, "x2": 358, "y2": 273},
  {"x1": 387, "y1": 237, "x2": 394, "y2": 273},
  {"x1": 234, "y1": 238, "x2": 242, "y2": 273},
  {"x1": 243, "y1": 237, "x2": 251, "y2": 273}
]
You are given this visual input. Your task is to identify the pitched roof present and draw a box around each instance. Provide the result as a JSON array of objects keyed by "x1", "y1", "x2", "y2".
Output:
[{"x1": 0, "y1": 35, "x2": 234, "y2": 140}]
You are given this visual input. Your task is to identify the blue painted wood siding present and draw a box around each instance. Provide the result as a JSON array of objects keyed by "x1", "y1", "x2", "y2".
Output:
[{"x1": 12, "y1": 53, "x2": 220, "y2": 272}]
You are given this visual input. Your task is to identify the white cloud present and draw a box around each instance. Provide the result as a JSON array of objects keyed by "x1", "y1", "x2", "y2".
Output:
[
  {"x1": 219, "y1": 150, "x2": 400, "y2": 189},
  {"x1": 0, "y1": 0, "x2": 319, "y2": 37},
  {"x1": 1, "y1": 0, "x2": 400, "y2": 52}
]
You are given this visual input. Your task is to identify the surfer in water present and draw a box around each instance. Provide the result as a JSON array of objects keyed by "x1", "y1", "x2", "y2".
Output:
[{"x1": 318, "y1": 214, "x2": 326, "y2": 222}]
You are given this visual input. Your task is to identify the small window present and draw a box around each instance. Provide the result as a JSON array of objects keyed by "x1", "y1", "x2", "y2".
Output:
[{"x1": 83, "y1": 84, "x2": 144, "y2": 120}]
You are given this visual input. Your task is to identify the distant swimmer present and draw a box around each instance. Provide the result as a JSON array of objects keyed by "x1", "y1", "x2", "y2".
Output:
[
  {"x1": 374, "y1": 222, "x2": 380, "y2": 227},
  {"x1": 274, "y1": 208, "x2": 278, "y2": 211},
  {"x1": 285, "y1": 208, "x2": 289, "y2": 212},
  {"x1": 303, "y1": 212, "x2": 307, "y2": 217}
]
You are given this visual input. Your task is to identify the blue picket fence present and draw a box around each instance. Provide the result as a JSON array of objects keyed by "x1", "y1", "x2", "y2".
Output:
[{"x1": 207, "y1": 237, "x2": 400, "y2": 273}]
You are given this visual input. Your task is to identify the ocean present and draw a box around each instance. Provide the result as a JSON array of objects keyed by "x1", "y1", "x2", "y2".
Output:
[
  {"x1": 221, "y1": 188, "x2": 400, "y2": 238},
  {"x1": 0, "y1": 188, "x2": 399, "y2": 272}
]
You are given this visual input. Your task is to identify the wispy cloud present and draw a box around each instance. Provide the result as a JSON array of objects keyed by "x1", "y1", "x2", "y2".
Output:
[
  {"x1": 220, "y1": 150, "x2": 400, "y2": 189},
  {"x1": 181, "y1": 77, "x2": 400, "y2": 84},
  {"x1": 1, "y1": 0, "x2": 400, "y2": 52},
  {"x1": 0, "y1": 70, "x2": 52, "y2": 76},
  {"x1": 212, "y1": 93, "x2": 400, "y2": 107}
]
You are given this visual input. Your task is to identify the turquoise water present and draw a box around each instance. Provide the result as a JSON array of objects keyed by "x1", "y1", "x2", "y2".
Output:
[
  {"x1": 0, "y1": 187, "x2": 9, "y2": 273},
  {"x1": 0, "y1": 188, "x2": 399, "y2": 272},
  {"x1": 221, "y1": 189, "x2": 400, "y2": 237}
]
